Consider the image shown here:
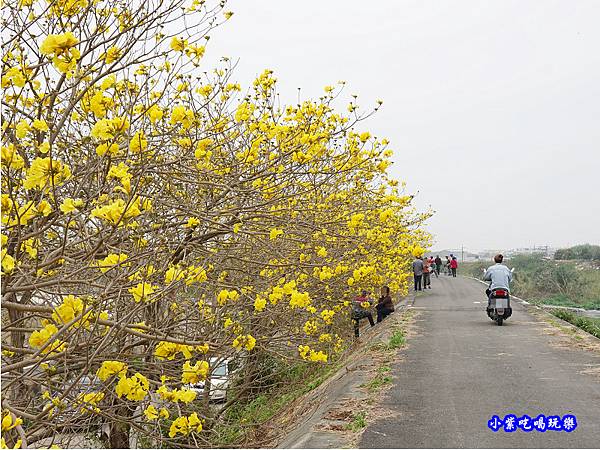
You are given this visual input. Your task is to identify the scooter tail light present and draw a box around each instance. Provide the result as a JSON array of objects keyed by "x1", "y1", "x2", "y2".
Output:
[{"x1": 494, "y1": 289, "x2": 507, "y2": 297}]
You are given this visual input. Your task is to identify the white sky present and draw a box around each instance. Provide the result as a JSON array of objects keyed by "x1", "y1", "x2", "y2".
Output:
[{"x1": 204, "y1": 0, "x2": 600, "y2": 252}]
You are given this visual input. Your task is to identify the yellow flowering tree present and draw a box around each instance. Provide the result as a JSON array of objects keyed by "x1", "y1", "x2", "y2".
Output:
[{"x1": 1, "y1": 0, "x2": 430, "y2": 447}]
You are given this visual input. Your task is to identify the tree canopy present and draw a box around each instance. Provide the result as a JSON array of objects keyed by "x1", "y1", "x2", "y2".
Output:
[{"x1": 1, "y1": 0, "x2": 430, "y2": 447}]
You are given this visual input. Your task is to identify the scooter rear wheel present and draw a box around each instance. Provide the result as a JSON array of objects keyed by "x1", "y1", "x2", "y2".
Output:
[{"x1": 497, "y1": 318, "x2": 503, "y2": 326}]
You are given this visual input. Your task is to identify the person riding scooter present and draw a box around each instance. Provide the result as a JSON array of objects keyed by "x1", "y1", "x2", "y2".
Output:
[{"x1": 483, "y1": 254, "x2": 513, "y2": 311}]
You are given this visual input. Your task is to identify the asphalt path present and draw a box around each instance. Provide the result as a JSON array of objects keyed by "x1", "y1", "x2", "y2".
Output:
[{"x1": 359, "y1": 275, "x2": 600, "y2": 448}]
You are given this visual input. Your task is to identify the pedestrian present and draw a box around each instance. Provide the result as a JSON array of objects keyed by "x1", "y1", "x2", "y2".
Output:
[
  {"x1": 423, "y1": 258, "x2": 432, "y2": 289},
  {"x1": 450, "y1": 257, "x2": 458, "y2": 277},
  {"x1": 434, "y1": 255, "x2": 442, "y2": 276},
  {"x1": 376, "y1": 286, "x2": 395, "y2": 322},
  {"x1": 445, "y1": 256, "x2": 451, "y2": 275},
  {"x1": 430, "y1": 256, "x2": 438, "y2": 278},
  {"x1": 352, "y1": 289, "x2": 375, "y2": 337},
  {"x1": 412, "y1": 256, "x2": 424, "y2": 291}
]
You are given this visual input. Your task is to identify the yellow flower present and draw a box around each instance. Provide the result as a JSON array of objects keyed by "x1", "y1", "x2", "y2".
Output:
[
  {"x1": 359, "y1": 132, "x2": 371, "y2": 142},
  {"x1": 115, "y1": 373, "x2": 149, "y2": 401},
  {"x1": 1, "y1": 144, "x2": 25, "y2": 169},
  {"x1": 147, "y1": 104, "x2": 163, "y2": 123},
  {"x1": 185, "y1": 217, "x2": 200, "y2": 228},
  {"x1": 1, "y1": 250, "x2": 15, "y2": 274},
  {"x1": 157, "y1": 385, "x2": 197, "y2": 403},
  {"x1": 1, "y1": 411, "x2": 23, "y2": 432},
  {"x1": 254, "y1": 296, "x2": 266, "y2": 312},
  {"x1": 232, "y1": 334, "x2": 256, "y2": 351},
  {"x1": 154, "y1": 341, "x2": 194, "y2": 360},
  {"x1": 269, "y1": 228, "x2": 283, "y2": 240},
  {"x1": 188, "y1": 412, "x2": 203, "y2": 432},
  {"x1": 319, "y1": 333, "x2": 332, "y2": 342},
  {"x1": 91, "y1": 117, "x2": 130, "y2": 140},
  {"x1": 128, "y1": 282, "x2": 157, "y2": 303},
  {"x1": 36, "y1": 200, "x2": 52, "y2": 216},
  {"x1": 2, "y1": 67, "x2": 27, "y2": 88},
  {"x1": 28, "y1": 323, "x2": 65, "y2": 354},
  {"x1": 129, "y1": 131, "x2": 147, "y2": 153},
  {"x1": 96, "y1": 142, "x2": 120, "y2": 156},
  {"x1": 316, "y1": 246, "x2": 328, "y2": 258},
  {"x1": 216, "y1": 289, "x2": 238, "y2": 306},
  {"x1": 289, "y1": 290, "x2": 311, "y2": 309},
  {"x1": 91, "y1": 198, "x2": 141, "y2": 225},
  {"x1": 143, "y1": 405, "x2": 158, "y2": 421},
  {"x1": 97, "y1": 360, "x2": 128, "y2": 381},
  {"x1": 97, "y1": 253, "x2": 129, "y2": 273},
  {"x1": 168, "y1": 413, "x2": 203, "y2": 438},
  {"x1": 40, "y1": 32, "x2": 79, "y2": 56},
  {"x1": 77, "y1": 391, "x2": 104, "y2": 413},
  {"x1": 186, "y1": 44, "x2": 205, "y2": 62},
  {"x1": 181, "y1": 360, "x2": 209, "y2": 384},
  {"x1": 320, "y1": 309, "x2": 335, "y2": 325},
  {"x1": 303, "y1": 320, "x2": 318, "y2": 335},
  {"x1": 51, "y1": 295, "x2": 84, "y2": 324},
  {"x1": 159, "y1": 408, "x2": 170, "y2": 419},
  {"x1": 89, "y1": 91, "x2": 113, "y2": 118},
  {"x1": 23, "y1": 157, "x2": 71, "y2": 190},
  {"x1": 170, "y1": 105, "x2": 194, "y2": 128},
  {"x1": 59, "y1": 198, "x2": 83, "y2": 213},
  {"x1": 298, "y1": 345, "x2": 327, "y2": 363},
  {"x1": 234, "y1": 102, "x2": 255, "y2": 122},
  {"x1": 165, "y1": 265, "x2": 185, "y2": 284},
  {"x1": 32, "y1": 119, "x2": 49, "y2": 132},
  {"x1": 15, "y1": 120, "x2": 30, "y2": 139},
  {"x1": 170, "y1": 37, "x2": 187, "y2": 52},
  {"x1": 103, "y1": 46, "x2": 121, "y2": 64}
]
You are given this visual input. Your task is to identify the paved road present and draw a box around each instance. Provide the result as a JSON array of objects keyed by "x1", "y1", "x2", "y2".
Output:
[{"x1": 360, "y1": 275, "x2": 600, "y2": 448}]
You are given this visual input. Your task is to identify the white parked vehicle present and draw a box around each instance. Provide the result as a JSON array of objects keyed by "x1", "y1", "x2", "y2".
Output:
[{"x1": 186, "y1": 357, "x2": 230, "y2": 402}]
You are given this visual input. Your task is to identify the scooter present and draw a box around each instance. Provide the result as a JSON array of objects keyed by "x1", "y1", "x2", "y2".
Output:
[{"x1": 482, "y1": 268, "x2": 514, "y2": 326}]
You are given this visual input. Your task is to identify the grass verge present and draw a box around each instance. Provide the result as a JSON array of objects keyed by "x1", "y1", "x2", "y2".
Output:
[{"x1": 550, "y1": 309, "x2": 600, "y2": 339}]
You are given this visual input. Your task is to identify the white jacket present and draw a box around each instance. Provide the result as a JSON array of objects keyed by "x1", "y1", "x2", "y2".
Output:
[{"x1": 483, "y1": 263, "x2": 513, "y2": 290}]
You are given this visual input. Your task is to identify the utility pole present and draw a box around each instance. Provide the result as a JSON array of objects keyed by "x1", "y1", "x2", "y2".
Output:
[{"x1": 461, "y1": 245, "x2": 464, "y2": 262}]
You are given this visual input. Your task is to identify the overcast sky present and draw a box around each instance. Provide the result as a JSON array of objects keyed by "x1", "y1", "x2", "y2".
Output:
[{"x1": 204, "y1": 0, "x2": 600, "y2": 252}]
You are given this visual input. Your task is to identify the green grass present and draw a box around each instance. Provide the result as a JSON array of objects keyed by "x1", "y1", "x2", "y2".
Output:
[
  {"x1": 345, "y1": 411, "x2": 367, "y2": 431},
  {"x1": 387, "y1": 329, "x2": 405, "y2": 350},
  {"x1": 530, "y1": 294, "x2": 600, "y2": 310},
  {"x1": 550, "y1": 309, "x2": 600, "y2": 339},
  {"x1": 361, "y1": 365, "x2": 393, "y2": 393}
]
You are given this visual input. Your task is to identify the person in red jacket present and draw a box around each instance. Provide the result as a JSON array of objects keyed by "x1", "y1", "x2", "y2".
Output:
[{"x1": 450, "y1": 257, "x2": 458, "y2": 277}]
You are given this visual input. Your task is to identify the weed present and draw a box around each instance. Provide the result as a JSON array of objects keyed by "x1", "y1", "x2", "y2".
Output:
[
  {"x1": 363, "y1": 373, "x2": 392, "y2": 392},
  {"x1": 387, "y1": 329, "x2": 405, "y2": 350},
  {"x1": 345, "y1": 411, "x2": 367, "y2": 431}
]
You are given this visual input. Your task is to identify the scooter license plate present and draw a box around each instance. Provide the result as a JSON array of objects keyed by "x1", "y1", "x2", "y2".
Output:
[{"x1": 495, "y1": 299, "x2": 508, "y2": 309}]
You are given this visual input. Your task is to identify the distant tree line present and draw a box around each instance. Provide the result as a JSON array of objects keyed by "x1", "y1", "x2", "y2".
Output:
[{"x1": 554, "y1": 244, "x2": 600, "y2": 261}]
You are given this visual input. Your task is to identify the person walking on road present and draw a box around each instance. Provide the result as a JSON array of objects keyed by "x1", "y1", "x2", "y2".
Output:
[
  {"x1": 450, "y1": 257, "x2": 458, "y2": 277},
  {"x1": 429, "y1": 256, "x2": 438, "y2": 279},
  {"x1": 445, "y1": 256, "x2": 451, "y2": 275},
  {"x1": 434, "y1": 255, "x2": 442, "y2": 276},
  {"x1": 423, "y1": 258, "x2": 432, "y2": 289},
  {"x1": 376, "y1": 286, "x2": 395, "y2": 322},
  {"x1": 352, "y1": 289, "x2": 375, "y2": 337},
  {"x1": 412, "y1": 256, "x2": 424, "y2": 291}
]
